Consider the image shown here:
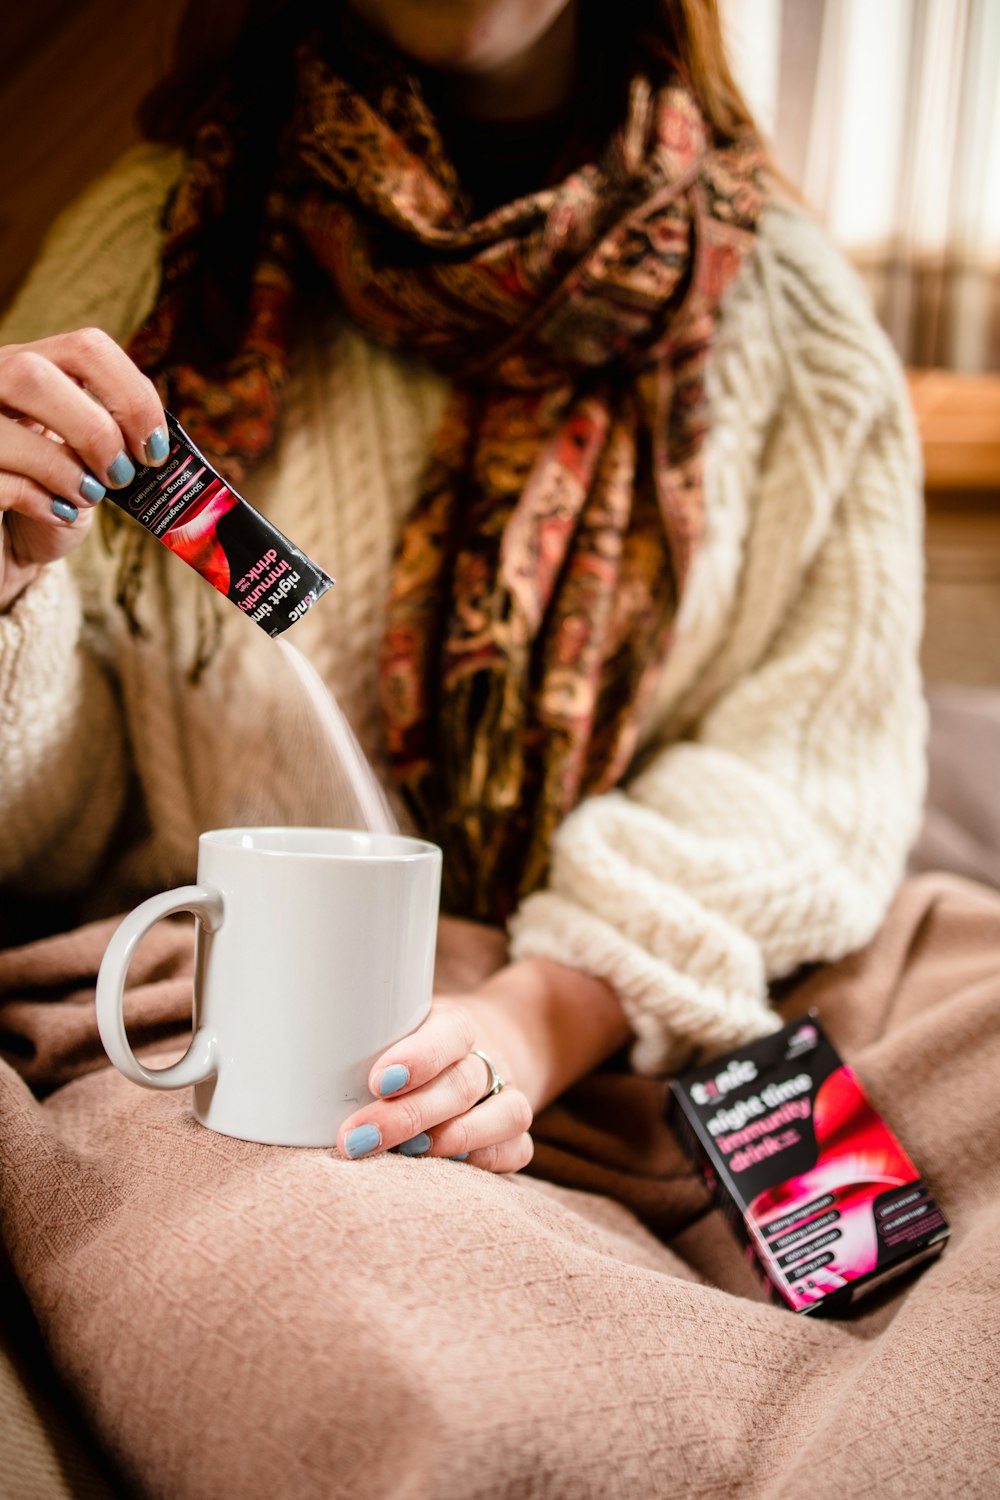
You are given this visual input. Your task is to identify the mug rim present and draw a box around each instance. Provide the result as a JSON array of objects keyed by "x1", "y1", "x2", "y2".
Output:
[{"x1": 198, "y1": 827, "x2": 441, "y2": 862}]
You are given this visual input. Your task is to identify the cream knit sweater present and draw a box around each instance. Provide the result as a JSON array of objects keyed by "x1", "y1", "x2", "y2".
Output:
[{"x1": 0, "y1": 145, "x2": 926, "y2": 1073}]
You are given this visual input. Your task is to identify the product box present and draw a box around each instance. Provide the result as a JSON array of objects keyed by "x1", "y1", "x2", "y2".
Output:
[{"x1": 668, "y1": 1016, "x2": 949, "y2": 1315}]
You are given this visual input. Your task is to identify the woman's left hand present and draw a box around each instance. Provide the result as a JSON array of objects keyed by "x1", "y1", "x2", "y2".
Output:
[{"x1": 336, "y1": 998, "x2": 535, "y2": 1173}]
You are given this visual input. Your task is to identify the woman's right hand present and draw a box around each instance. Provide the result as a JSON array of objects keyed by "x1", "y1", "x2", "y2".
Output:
[{"x1": 0, "y1": 327, "x2": 169, "y2": 612}]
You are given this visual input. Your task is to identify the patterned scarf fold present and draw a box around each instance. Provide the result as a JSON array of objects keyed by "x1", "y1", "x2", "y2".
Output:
[{"x1": 128, "y1": 21, "x2": 765, "y2": 921}]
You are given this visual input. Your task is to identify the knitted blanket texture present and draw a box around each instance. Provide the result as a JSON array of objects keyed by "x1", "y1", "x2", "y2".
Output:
[{"x1": 0, "y1": 874, "x2": 998, "y2": 1497}]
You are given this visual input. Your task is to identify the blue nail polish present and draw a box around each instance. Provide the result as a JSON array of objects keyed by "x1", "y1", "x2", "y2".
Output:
[
  {"x1": 378, "y1": 1063, "x2": 409, "y2": 1097},
  {"x1": 107, "y1": 451, "x2": 135, "y2": 488},
  {"x1": 398, "y1": 1133, "x2": 432, "y2": 1157},
  {"x1": 51, "y1": 499, "x2": 79, "y2": 523},
  {"x1": 450, "y1": 1154, "x2": 469, "y2": 1161},
  {"x1": 143, "y1": 427, "x2": 169, "y2": 465},
  {"x1": 79, "y1": 474, "x2": 106, "y2": 504},
  {"x1": 344, "y1": 1124, "x2": 381, "y2": 1159}
]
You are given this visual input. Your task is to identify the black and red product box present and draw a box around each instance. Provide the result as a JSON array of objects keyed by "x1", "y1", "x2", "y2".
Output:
[{"x1": 668, "y1": 1017, "x2": 949, "y2": 1315}]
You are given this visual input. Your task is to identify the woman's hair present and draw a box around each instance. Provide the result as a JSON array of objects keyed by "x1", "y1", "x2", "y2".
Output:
[
  {"x1": 655, "y1": 0, "x2": 759, "y2": 138},
  {"x1": 140, "y1": 0, "x2": 763, "y2": 148}
]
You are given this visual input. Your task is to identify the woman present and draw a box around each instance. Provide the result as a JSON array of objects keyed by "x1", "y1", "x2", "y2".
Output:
[
  {"x1": 0, "y1": 0, "x2": 924, "y2": 1182},
  {"x1": 12, "y1": 6, "x2": 992, "y2": 1497}
]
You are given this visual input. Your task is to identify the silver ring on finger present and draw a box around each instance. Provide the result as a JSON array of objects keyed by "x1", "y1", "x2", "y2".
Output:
[{"x1": 470, "y1": 1047, "x2": 505, "y2": 1107}]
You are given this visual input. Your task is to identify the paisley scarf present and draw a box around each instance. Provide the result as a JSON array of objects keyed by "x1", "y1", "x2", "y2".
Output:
[{"x1": 128, "y1": 19, "x2": 765, "y2": 920}]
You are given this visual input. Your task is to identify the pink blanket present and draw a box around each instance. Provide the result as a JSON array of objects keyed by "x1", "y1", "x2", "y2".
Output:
[{"x1": 1, "y1": 875, "x2": 999, "y2": 1498}]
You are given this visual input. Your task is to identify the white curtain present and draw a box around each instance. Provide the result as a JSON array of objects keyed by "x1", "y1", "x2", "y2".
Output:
[{"x1": 722, "y1": 0, "x2": 1000, "y2": 371}]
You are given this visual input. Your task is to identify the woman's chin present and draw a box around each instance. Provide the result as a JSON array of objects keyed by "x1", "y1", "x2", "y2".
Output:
[
  {"x1": 371, "y1": 24, "x2": 501, "y2": 74},
  {"x1": 343, "y1": 0, "x2": 573, "y2": 78}
]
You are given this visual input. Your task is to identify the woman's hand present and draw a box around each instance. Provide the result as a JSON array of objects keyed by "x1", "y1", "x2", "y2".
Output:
[
  {"x1": 0, "y1": 328, "x2": 169, "y2": 611},
  {"x1": 336, "y1": 945, "x2": 632, "y2": 1173},
  {"x1": 337, "y1": 997, "x2": 535, "y2": 1173}
]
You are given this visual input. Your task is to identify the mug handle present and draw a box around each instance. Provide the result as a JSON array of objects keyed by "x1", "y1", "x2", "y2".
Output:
[{"x1": 96, "y1": 885, "x2": 224, "y2": 1090}]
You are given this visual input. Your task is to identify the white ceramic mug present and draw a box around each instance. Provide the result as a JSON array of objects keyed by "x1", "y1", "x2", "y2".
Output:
[{"x1": 96, "y1": 828, "x2": 441, "y2": 1146}]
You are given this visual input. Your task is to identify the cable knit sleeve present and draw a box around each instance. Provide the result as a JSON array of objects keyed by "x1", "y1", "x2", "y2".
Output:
[
  {"x1": 0, "y1": 144, "x2": 181, "y2": 894},
  {"x1": 0, "y1": 143, "x2": 181, "y2": 346},
  {"x1": 509, "y1": 207, "x2": 927, "y2": 1075},
  {"x1": 0, "y1": 563, "x2": 131, "y2": 894}
]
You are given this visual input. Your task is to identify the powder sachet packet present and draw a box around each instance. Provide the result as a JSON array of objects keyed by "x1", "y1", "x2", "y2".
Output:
[
  {"x1": 106, "y1": 411, "x2": 333, "y2": 635},
  {"x1": 668, "y1": 1016, "x2": 949, "y2": 1315}
]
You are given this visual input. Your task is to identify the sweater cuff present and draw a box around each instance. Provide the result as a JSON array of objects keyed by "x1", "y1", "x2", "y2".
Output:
[
  {"x1": 508, "y1": 887, "x2": 781, "y2": 1076},
  {"x1": 0, "y1": 561, "x2": 82, "y2": 710}
]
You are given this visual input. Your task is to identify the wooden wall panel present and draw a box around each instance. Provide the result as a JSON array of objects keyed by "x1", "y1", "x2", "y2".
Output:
[{"x1": 0, "y1": 1, "x2": 181, "y2": 315}]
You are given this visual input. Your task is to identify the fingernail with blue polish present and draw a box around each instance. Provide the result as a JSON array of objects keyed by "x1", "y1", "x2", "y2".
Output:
[
  {"x1": 79, "y1": 474, "x2": 106, "y2": 504},
  {"x1": 398, "y1": 1133, "x2": 432, "y2": 1157},
  {"x1": 378, "y1": 1063, "x2": 409, "y2": 1097},
  {"x1": 107, "y1": 451, "x2": 135, "y2": 488},
  {"x1": 52, "y1": 499, "x2": 79, "y2": 524},
  {"x1": 450, "y1": 1154, "x2": 469, "y2": 1161},
  {"x1": 344, "y1": 1124, "x2": 381, "y2": 1159},
  {"x1": 143, "y1": 426, "x2": 170, "y2": 465}
]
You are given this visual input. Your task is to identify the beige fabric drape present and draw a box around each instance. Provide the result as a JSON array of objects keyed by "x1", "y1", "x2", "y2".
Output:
[{"x1": 724, "y1": 0, "x2": 1000, "y2": 371}]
